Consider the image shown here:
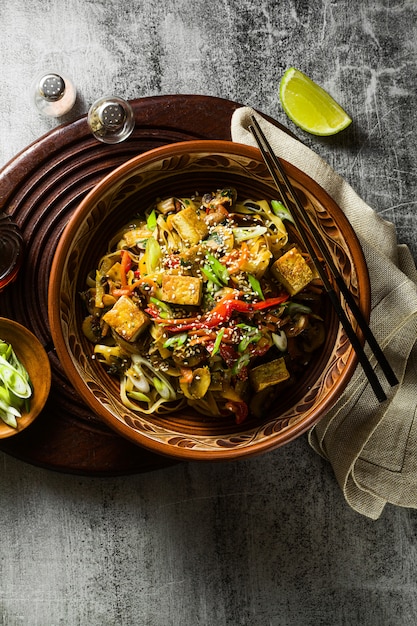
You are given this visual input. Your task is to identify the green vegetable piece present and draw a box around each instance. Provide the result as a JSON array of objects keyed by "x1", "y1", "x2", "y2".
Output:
[
  {"x1": 0, "y1": 408, "x2": 17, "y2": 429},
  {"x1": 286, "y1": 302, "x2": 312, "y2": 316},
  {"x1": 238, "y1": 331, "x2": 262, "y2": 353},
  {"x1": 201, "y1": 265, "x2": 223, "y2": 287},
  {"x1": 153, "y1": 376, "x2": 172, "y2": 400},
  {"x1": 0, "y1": 354, "x2": 32, "y2": 399},
  {"x1": 231, "y1": 352, "x2": 251, "y2": 375},
  {"x1": 232, "y1": 226, "x2": 267, "y2": 243},
  {"x1": 127, "y1": 391, "x2": 151, "y2": 403},
  {"x1": 211, "y1": 328, "x2": 225, "y2": 356},
  {"x1": 271, "y1": 200, "x2": 295, "y2": 224},
  {"x1": 146, "y1": 209, "x2": 158, "y2": 231},
  {"x1": 0, "y1": 340, "x2": 33, "y2": 428},
  {"x1": 248, "y1": 274, "x2": 265, "y2": 300},
  {"x1": 150, "y1": 297, "x2": 174, "y2": 319},
  {"x1": 145, "y1": 236, "x2": 161, "y2": 273},
  {"x1": 272, "y1": 330, "x2": 288, "y2": 352},
  {"x1": 163, "y1": 332, "x2": 188, "y2": 349},
  {"x1": 206, "y1": 253, "x2": 229, "y2": 285}
]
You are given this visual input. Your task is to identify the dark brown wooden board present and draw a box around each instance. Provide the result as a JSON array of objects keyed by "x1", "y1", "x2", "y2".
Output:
[{"x1": 0, "y1": 95, "x2": 284, "y2": 475}]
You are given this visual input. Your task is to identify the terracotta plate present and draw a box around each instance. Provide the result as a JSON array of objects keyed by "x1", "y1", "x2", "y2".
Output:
[{"x1": 0, "y1": 95, "x2": 272, "y2": 473}]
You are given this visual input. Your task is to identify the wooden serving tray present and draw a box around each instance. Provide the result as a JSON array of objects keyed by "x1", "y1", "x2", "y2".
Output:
[{"x1": 0, "y1": 95, "x2": 284, "y2": 475}]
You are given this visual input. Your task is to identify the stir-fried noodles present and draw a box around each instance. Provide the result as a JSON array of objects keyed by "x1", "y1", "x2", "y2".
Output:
[{"x1": 81, "y1": 188, "x2": 326, "y2": 424}]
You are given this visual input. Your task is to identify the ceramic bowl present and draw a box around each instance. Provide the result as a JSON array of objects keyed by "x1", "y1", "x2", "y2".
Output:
[
  {"x1": 0, "y1": 318, "x2": 51, "y2": 438},
  {"x1": 48, "y1": 140, "x2": 370, "y2": 460}
]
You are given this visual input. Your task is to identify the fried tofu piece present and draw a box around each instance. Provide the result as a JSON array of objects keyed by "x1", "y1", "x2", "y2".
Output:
[
  {"x1": 178, "y1": 244, "x2": 206, "y2": 270},
  {"x1": 170, "y1": 206, "x2": 209, "y2": 245},
  {"x1": 102, "y1": 296, "x2": 149, "y2": 341},
  {"x1": 249, "y1": 358, "x2": 290, "y2": 393},
  {"x1": 160, "y1": 275, "x2": 203, "y2": 306},
  {"x1": 106, "y1": 262, "x2": 122, "y2": 284},
  {"x1": 120, "y1": 228, "x2": 153, "y2": 248},
  {"x1": 240, "y1": 241, "x2": 272, "y2": 279},
  {"x1": 271, "y1": 247, "x2": 314, "y2": 296}
]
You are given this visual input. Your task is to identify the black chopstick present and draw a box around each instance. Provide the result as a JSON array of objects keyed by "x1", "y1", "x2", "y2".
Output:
[{"x1": 249, "y1": 114, "x2": 398, "y2": 402}]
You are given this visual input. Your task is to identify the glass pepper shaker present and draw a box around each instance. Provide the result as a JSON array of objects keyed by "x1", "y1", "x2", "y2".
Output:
[
  {"x1": 87, "y1": 96, "x2": 135, "y2": 144},
  {"x1": 32, "y1": 71, "x2": 77, "y2": 117},
  {"x1": 0, "y1": 213, "x2": 24, "y2": 292}
]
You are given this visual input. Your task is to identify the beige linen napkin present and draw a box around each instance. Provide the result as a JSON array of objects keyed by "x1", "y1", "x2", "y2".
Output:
[{"x1": 231, "y1": 106, "x2": 417, "y2": 520}]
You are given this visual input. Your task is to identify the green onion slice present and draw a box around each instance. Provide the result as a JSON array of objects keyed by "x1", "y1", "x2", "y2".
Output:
[
  {"x1": 206, "y1": 253, "x2": 229, "y2": 285},
  {"x1": 146, "y1": 209, "x2": 158, "y2": 231},
  {"x1": 163, "y1": 332, "x2": 188, "y2": 349},
  {"x1": 248, "y1": 274, "x2": 265, "y2": 300},
  {"x1": 211, "y1": 328, "x2": 225, "y2": 356},
  {"x1": 271, "y1": 200, "x2": 295, "y2": 224}
]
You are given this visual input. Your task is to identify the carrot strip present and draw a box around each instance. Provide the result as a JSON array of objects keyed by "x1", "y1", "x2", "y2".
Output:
[
  {"x1": 179, "y1": 367, "x2": 193, "y2": 383},
  {"x1": 120, "y1": 250, "x2": 131, "y2": 289},
  {"x1": 222, "y1": 241, "x2": 249, "y2": 274}
]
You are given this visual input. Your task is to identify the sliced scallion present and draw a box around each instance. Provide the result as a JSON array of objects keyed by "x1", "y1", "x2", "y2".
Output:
[
  {"x1": 127, "y1": 390, "x2": 151, "y2": 403},
  {"x1": 0, "y1": 341, "x2": 33, "y2": 428},
  {"x1": 146, "y1": 209, "x2": 158, "y2": 231},
  {"x1": 150, "y1": 297, "x2": 173, "y2": 319},
  {"x1": 248, "y1": 274, "x2": 265, "y2": 300},
  {"x1": 271, "y1": 200, "x2": 295, "y2": 224},
  {"x1": 145, "y1": 236, "x2": 161, "y2": 274},
  {"x1": 163, "y1": 332, "x2": 188, "y2": 349},
  {"x1": 272, "y1": 331, "x2": 288, "y2": 352},
  {"x1": 232, "y1": 226, "x2": 267, "y2": 242},
  {"x1": 286, "y1": 302, "x2": 312, "y2": 316},
  {"x1": 206, "y1": 253, "x2": 229, "y2": 285},
  {"x1": 202, "y1": 265, "x2": 223, "y2": 287},
  {"x1": 231, "y1": 352, "x2": 251, "y2": 375},
  {"x1": 211, "y1": 328, "x2": 225, "y2": 356}
]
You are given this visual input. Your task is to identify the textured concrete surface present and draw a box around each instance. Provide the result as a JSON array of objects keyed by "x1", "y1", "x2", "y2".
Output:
[{"x1": 1, "y1": 1, "x2": 417, "y2": 624}]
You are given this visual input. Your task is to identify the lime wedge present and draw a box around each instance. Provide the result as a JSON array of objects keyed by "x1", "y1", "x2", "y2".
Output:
[{"x1": 279, "y1": 68, "x2": 352, "y2": 136}]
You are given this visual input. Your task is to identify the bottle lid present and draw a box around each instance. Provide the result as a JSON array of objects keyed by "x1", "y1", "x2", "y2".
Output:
[
  {"x1": 87, "y1": 96, "x2": 135, "y2": 144},
  {"x1": 38, "y1": 73, "x2": 66, "y2": 102},
  {"x1": 32, "y1": 71, "x2": 76, "y2": 117}
]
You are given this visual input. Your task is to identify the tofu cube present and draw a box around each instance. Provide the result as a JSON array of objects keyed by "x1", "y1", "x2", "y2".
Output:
[
  {"x1": 102, "y1": 296, "x2": 149, "y2": 341},
  {"x1": 271, "y1": 247, "x2": 314, "y2": 296},
  {"x1": 170, "y1": 207, "x2": 209, "y2": 245},
  {"x1": 160, "y1": 275, "x2": 203, "y2": 306},
  {"x1": 249, "y1": 358, "x2": 290, "y2": 393},
  {"x1": 120, "y1": 228, "x2": 153, "y2": 248},
  {"x1": 106, "y1": 262, "x2": 122, "y2": 284}
]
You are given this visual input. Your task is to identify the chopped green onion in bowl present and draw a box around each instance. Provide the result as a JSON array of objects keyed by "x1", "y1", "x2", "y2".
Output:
[{"x1": 0, "y1": 339, "x2": 33, "y2": 428}]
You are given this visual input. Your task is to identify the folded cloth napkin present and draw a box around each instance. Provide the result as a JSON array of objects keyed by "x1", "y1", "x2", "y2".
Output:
[{"x1": 231, "y1": 106, "x2": 417, "y2": 520}]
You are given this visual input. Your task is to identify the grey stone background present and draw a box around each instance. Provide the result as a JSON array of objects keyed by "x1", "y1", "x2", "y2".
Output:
[{"x1": 1, "y1": 1, "x2": 417, "y2": 624}]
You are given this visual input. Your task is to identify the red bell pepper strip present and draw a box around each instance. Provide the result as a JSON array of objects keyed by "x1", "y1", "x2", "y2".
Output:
[
  {"x1": 252, "y1": 296, "x2": 289, "y2": 310},
  {"x1": 225, "y1": 400, "x2": 249, "y2": 424},
  {"x1": 120, "y1": 250, "x2": 132, "y2": 289},
  {"x1": 162, "y1": 294, "x2": 289, "y2": 333}
]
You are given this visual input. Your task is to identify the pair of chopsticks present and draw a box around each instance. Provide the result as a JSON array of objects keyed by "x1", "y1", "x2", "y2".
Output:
[{"x1": 249, "y1": 114, "x2": 398, "y2": 402}]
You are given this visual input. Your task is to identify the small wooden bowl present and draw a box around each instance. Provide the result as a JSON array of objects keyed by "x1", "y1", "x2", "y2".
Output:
[{"x1": 0, "y1": 318, "x2": 51, "y2": 438}]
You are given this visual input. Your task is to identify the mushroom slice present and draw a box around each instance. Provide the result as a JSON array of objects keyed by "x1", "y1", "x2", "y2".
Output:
[{"x1": 180, "y1": 366, "x2": 211, "y2": 399}]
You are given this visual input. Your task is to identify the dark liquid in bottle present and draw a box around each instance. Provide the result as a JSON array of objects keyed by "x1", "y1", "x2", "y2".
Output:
[{"x1": 0, "y1": 213, "x2": 24, "y2": 292}]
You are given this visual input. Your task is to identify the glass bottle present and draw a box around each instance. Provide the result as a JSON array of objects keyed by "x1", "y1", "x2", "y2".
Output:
[
  {"x1": 87, "y1": 96, "x2": 135, "y2": 144},
  {"x1": 32, "y1": 71, "x2": 77, "y2": 118},
  {"x1": 0, "y1": 213, "x2": 24, "y2": 292}
]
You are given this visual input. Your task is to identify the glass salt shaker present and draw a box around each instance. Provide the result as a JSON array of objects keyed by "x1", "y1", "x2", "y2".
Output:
[
  {"x1": 32, "y1": 71, "x2": 77, "y2": 117},
  {"x1": 87, "y1": 96, "x2": 135, "y2": 144},
  {"x1": 0, "y1": 213, "x2": 24, "y2": 292}
]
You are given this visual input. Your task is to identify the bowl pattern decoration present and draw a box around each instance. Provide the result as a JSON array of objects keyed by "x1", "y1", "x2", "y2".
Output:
[{"x1": 49, "y1": 140, "x2": 369, "y2": 460}]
